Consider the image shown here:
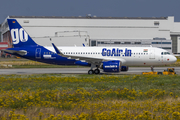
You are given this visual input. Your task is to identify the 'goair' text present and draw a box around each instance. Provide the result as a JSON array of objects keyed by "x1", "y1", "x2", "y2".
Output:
[
  {"x1": 102, "y1": 48, "x2": 131, "y2": 56},
  {"x1": 11, "y1": 28, "x2": 28, "y2": 44}
]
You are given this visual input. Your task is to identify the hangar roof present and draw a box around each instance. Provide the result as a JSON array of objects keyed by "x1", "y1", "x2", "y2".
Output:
[{"x1": 9, "y1": 16, "x2": 167, "y2": 20}]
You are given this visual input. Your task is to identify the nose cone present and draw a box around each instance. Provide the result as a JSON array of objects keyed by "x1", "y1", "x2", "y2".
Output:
[{"x1": 170, "y1": 56, "x2": 177, "y2": 63}]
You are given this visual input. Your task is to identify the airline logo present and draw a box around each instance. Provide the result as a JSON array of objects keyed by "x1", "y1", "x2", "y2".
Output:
[
  {"x1": 11, "y1": 28, "x2": 28, "y2": 44},
  {"x1": 102, "y1": 48, "x2": 131, "y2": 56},
  {"x1": 104, "y1": 65, "x2": 118, "y2": 68}
]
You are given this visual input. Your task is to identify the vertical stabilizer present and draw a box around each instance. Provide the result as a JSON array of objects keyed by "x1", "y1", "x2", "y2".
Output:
[{"x1": 7, "y1": 19, "x2": 38, "y2": 47}]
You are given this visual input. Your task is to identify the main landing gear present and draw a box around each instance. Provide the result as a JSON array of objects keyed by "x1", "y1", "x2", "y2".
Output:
[
  {"x1": 88, "y1": 69, "x2": 100, "y2": 74},
  {"x1": 88, "y1": 64, "x2": 100, "y2": 74}
]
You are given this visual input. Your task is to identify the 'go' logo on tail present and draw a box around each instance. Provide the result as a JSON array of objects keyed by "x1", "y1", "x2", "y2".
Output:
[{"x1": 11, "y1": 28, "x2": 28, "y2": 44}]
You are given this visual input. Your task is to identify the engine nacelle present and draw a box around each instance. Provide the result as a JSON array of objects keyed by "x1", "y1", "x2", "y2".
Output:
[
  {"x1": 121, "y1": 66, "x2": 128, "y2": 71},
  {"x1": 102, "y1": 60, "x2": 121, "y2": 72}
]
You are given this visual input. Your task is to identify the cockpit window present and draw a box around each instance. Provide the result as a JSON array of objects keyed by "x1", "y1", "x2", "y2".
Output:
[{"x1": 161, "y1": 52, "x2": 170, "y2": 55}]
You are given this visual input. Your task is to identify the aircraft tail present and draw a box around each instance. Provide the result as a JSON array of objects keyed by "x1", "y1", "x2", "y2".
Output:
[{"x1": 7, "y1": 19, "x2": 38, "y2": 47}]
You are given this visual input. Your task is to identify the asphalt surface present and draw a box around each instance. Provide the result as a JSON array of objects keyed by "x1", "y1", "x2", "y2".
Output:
[{"x1": 0, "y1": 67, "x2": 179, "y2": 75}]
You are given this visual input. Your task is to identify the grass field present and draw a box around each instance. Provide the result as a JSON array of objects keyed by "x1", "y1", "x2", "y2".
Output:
[{"x1": 0, "y1": 74, "x2": 180, "y2": 119}]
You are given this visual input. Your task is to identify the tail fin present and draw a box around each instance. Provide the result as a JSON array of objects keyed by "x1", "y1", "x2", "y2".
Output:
[{"x1": 7, "y1": 19, "x2": 38, "y2": 47}]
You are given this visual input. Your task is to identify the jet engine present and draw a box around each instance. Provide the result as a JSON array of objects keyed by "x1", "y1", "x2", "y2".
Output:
[{"x1": 101, "y1": 60, "x2": 121, "y2": 72}]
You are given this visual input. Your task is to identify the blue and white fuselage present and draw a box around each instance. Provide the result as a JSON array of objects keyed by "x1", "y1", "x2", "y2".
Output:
[{"x1": 2, "y1": 19, "x2": 177, "y2": 74}]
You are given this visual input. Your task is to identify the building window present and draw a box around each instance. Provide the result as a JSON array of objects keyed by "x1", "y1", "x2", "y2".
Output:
[
  {"x1": 91, "y1": 40, "x2": 96, "y2": 46},
  {"x1": 114, "y1": 42, "x2": 121, "y2": 44},
  {"x1": 152, "y1": 42, "x2": 171, "y2": 44},
  {"x1": 124, "y1": 42, "x2": 131, "y2": 44},
  {"x1": 134, "y1": 42, "x2": 141, "y2": 44},
  {"x1": 162, "y1": 42, "x2": 171, "y2": 44},
  {"x1": 153, "y1": 37, "x2": 166, "y2": 40},
  {"x1": 161, "y1": 47, "x2": 171, "y2": 50},
  {"x1": 154, "y1": 21, "x2": 159, "y2": 26},
  {"x1": 152, "y1": 42, "x2": 161, "y2": 44}
]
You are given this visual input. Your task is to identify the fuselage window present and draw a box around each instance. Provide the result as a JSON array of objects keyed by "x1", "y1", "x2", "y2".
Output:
[
  {"x1": 161, "y1": 52, "x2": 163, "y2": 55},
  {"x1": 141, "y1": 53, "x2": 143, "y2": 55}
]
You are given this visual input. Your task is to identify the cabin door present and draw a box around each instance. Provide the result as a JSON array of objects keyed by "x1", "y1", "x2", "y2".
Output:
[{"x1": 149, "y1": 49, "x2": 155, "y2": 59}]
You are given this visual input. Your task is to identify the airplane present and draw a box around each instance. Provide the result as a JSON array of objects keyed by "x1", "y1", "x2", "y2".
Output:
[{"x1": 1, "y1": 19, "x2": 177, "y2": 74}]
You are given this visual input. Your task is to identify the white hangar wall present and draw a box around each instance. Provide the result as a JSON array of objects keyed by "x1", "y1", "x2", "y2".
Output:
[
  {"x1": 15, "y1": 17, "x2": 171, "y2": 39},
  {"x1": 1, "y1": 16, "x2": 180, "y2": 53}
]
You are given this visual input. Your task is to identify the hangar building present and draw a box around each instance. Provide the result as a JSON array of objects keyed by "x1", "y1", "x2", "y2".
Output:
[{"x1": 1, "y1": 16, "x2": 180, "y2": 53}]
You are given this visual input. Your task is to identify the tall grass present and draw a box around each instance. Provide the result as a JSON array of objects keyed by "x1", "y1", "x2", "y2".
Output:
[{"x1": 0, "y1": 74, "x2": 180, "y2": 119}]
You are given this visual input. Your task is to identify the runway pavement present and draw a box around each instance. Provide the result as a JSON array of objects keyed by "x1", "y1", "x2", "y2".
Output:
[{"x1": 0, "y1": 67, "x2": 180, "y2": 75}]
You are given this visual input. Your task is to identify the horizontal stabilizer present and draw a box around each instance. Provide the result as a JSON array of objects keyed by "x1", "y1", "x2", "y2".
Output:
[{"x1": 1, "y1": 49, "x2": 27, "y2": 56}]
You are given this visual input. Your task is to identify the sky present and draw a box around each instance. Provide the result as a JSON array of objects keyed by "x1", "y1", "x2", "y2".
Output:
[{"x1": 0, "y1": 0, "x2": 180, "y2": 23}]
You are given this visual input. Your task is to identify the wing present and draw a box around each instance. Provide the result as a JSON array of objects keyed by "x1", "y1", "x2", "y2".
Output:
[{"x1": 52, "y1": 43, "x2": 126, "y2": 64}]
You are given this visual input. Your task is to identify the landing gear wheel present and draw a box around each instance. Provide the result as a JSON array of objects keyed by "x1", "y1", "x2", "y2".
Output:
[
  {"x1": 88, "y1": 70, "x2": 94, "y2": 74},
  {"x1": 94, "y1": 69, "x2": 100, "y2": 74}
]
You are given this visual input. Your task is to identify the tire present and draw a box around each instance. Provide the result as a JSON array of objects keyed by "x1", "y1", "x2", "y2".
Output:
[
  {"x1": 1, "y1": 55, "x2": 5, "y2": 58},
  {"x1": 88, "y1": 70, "x2": 94, "y2": 75},
  {"x1": 94, "y1": 69, "x2": 100, "y2": 74},
  {"x1": 7, "y1": 55, "x2": 10, "y2": 58},
  {"x1": 158, "y1": 72, "x2": 162, "y2": 75}
]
